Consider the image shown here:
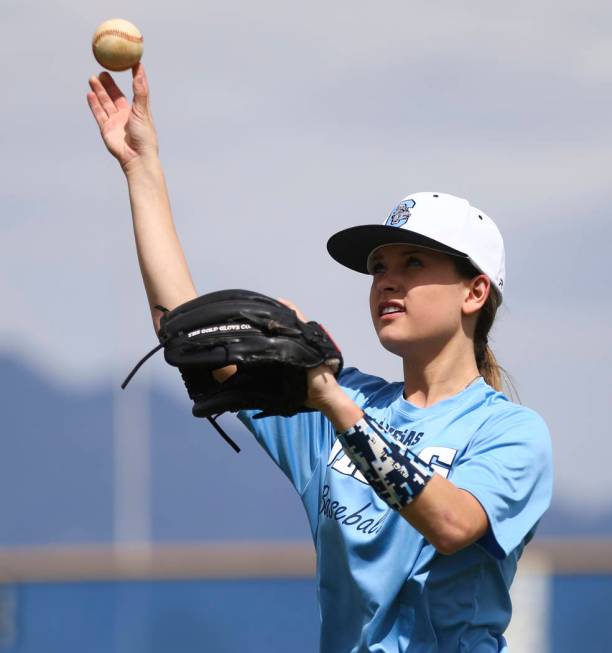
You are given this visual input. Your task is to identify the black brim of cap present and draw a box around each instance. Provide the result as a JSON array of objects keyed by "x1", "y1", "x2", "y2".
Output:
[{"x1": 326, "y1": 225, "x2": 469, "y2": 274}]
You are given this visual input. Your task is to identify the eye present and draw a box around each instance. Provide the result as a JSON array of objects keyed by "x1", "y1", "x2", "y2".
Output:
[
  {"x1": 368, "y1": 260, "x2": 385, "y2": 275},
  {"x1": 405, "y1": 255, "x2": 423, "y2": 268}
]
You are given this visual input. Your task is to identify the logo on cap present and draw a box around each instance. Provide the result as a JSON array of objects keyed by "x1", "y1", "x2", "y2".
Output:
[{"x1": 385, "y1": 199, "x2": 415, "y2": 228}]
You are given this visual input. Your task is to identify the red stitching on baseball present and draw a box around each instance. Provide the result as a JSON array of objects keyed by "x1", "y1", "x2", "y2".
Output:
[{"x1": 93, "y1": 29, "x2": 143, "y2": 46}]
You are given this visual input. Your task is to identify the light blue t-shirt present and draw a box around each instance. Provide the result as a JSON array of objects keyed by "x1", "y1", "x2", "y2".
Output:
[{"x1": 238, "y1": 367, "x2": 553, "y2": 653}]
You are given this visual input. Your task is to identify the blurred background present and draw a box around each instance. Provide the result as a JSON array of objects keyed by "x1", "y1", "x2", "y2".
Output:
[{"x1": 1, "y1": 0, "x2": 611, "y2": 650}]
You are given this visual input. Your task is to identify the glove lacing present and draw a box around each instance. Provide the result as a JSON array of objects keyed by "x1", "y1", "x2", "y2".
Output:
[{"x1": 120, "y1": 306, "x2": 241, "y2": 453}]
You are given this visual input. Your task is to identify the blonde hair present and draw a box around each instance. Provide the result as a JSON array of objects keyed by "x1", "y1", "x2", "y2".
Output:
[
  {"x1": 453, "y1": 258, "x2": 516, "y2": 397},
  {"x1": 473, "y1": 290, "x2": 503, "y2": 391}
]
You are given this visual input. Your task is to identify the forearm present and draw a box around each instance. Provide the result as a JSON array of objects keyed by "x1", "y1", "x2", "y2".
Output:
[
  {"x1": 123, "y1": 155, "x2": 197, "y2": 331},
  {"x1": 315, "y1": 384, "x2": 364, "y2": 431},
  {"x1": 318, "y1": 391, "x2": 488, "y2": 554},
  {"x1": 400, "y1": 475, "x2": 488, "y2": 555}
]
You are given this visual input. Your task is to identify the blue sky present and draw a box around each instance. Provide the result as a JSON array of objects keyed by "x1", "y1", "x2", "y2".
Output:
[{"x1": 2, "y1": 0, "x2": 611, "y2": 516}]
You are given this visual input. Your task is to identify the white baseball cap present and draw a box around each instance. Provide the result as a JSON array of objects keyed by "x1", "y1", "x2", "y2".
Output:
[{"x1": 326, "y1": 191, "x2": 506, "y2": 302}]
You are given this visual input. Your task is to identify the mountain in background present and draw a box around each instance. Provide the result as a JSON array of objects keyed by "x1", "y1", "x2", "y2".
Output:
[{"x1": 0, "y1": 354, "x2": 608, "y2": 546}]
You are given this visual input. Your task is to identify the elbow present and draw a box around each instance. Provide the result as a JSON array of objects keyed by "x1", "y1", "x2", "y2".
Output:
[
  {"x1": 432, "y1": 534, "x2": 466, "y2": 556},
  {"x1": 401, "y1": 480, "x2": 489, "y2": 555},
  {"x1": 429, "y1": 522, "x2": 475, "y2": 556},
  {"x1": 424, "y1": 499, "x2": 488, "y2": 556}
]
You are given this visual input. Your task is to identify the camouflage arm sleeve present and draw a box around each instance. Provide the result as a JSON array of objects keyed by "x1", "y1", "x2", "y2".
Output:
[{"x1": 336, "y1": 414, "x2": 435, "y2": 511}]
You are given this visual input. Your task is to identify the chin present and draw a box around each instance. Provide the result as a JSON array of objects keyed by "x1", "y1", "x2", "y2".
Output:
[{"x1": 375, "y1": 330, "x2": 415, "y2": 358}]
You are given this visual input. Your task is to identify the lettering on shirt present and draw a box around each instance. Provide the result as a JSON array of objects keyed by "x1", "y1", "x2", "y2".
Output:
[
  {"x1": 327, "y1": 418, "x2": 426, "y2": 485},
  {"x1": 319, "y1": 484, "x2": 391, "y2": 535},
  {"x1": 418, "y1": 446, "x2": 458, "y2": 479},
  {"x1": 369, "y1": 416, "x2": 425, "y2": 447},
  {"x1": 322, "y1": 437, "x2": 459, "y2": 534}
]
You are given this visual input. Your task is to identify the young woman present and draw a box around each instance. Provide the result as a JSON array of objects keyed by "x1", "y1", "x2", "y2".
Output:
[{"x1": 87, "y1": 64, "x2": 553, "y2": 653}]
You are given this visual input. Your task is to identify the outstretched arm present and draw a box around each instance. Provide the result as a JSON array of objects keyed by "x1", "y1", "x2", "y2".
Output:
[{"x1": 86, "y1": 64, "x2": 197, "y2": 332}]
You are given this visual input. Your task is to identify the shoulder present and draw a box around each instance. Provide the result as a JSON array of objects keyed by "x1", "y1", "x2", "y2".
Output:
[
  {"x1": 337, "y1": 366, "x2": 401, "y2": 408},
  {"x1": 471, "y1": 385, "x2": 552, "y2": 455}
]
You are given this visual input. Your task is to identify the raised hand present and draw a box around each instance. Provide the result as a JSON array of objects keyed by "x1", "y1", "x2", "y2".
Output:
[{"x1": 86, "y1": 63, "x2": 158, "y2": 170}]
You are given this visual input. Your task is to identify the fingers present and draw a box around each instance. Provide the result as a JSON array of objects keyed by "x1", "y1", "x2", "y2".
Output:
[
  {"x1": 86, "y1": 90, "x2": 108, "y2": 128},
  {"x1": 99, "y1": 71, "x2": 130, "y2": 110},
  {"x1": 87, "y1": 77, "x2": 109, "y2": 124},
  {"x1": 212, "y1": 365, "x2": 238, "y2": 384},
  {"x1": 277, "y1": 297, "x2": 308, "y2": 322},
  {"x1": 131, "y1": 62, "x2": 149, "y2": 112},
  {"x1": 88, "y1": 75, "x2": 115, "y2": 117},
  {"x1": 87, "y1": 72, "x2": 128, "y2": 120}
]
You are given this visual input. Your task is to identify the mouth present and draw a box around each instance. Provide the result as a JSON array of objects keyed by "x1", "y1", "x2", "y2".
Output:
[{"x1": 378, "y1": 301, "x2": 405, "y2": 320}]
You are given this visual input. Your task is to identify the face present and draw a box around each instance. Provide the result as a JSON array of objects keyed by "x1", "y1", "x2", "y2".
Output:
[{"x1": 368, "y1": 244, "x2": 476, "y2": 357}]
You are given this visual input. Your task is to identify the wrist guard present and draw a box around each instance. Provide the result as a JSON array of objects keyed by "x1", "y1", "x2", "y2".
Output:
[{"x1": 337, "y1": 415, "x2": 435, "y2": 511}]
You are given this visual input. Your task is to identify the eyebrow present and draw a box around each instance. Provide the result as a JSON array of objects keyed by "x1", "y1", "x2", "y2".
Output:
[{"x1": 369, "y1": 247, "x2": 431, "y2": 262}]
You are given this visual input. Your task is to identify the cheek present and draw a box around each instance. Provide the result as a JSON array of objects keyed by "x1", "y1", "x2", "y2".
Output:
[
  {"x1": 411, "y1": 285, "x2": 463, "y2": 328},
  {"x1": 368, "y1": 284, "x2": 377, "y2": 320}
]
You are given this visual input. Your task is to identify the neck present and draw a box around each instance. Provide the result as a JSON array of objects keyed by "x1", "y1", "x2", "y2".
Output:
[{"x1": 401, "y1": 336, "x2": 480, "y2": 409}]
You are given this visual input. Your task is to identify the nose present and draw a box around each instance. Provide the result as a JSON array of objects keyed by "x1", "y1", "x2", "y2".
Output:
[{"x1": 372, "y1": 268, "x2": 402, "y2": 295}]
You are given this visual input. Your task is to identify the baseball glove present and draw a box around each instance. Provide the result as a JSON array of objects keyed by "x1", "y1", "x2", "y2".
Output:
[{"x1": 121, "y1": 289, "x2": 343, "y2": 451}]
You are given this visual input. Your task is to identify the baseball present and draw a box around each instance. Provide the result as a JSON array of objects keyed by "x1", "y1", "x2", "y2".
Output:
[{"x1": 92, "y1": 18, "x2": 143, "y2": 72}]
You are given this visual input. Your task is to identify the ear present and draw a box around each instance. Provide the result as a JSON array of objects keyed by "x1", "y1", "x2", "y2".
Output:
[{"x1": 462, "y1": 274, "x2": 490, "y2": 316}]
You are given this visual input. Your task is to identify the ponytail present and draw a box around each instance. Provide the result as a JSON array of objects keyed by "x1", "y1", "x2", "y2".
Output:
[
  {"x1": 453, "y1": 258, "x2": 516, "y2": 398},
  {"x1": 473, "y1": 293, "x2": 502, "y2": 392}
]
